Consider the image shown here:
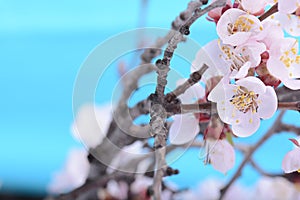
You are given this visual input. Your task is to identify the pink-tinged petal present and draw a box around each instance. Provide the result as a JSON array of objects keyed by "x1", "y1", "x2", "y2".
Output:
[
  {"x1": 107, "y1": 180, "x2": 128, "y2": 200},
  {"x1": 222, "y1": 32, "x2": 252, "y2": 46},
  {"x1": 290, "y1": 64, "x2": 300, "y2": 78},
  {"x1": 231, "y1": 62, "x2": 251, "y2": 79},
  {"x1": 282, "y1": 148, "x2": 300, "y2": 173},
  {"x1": 203, "y1": 40, "x2": 230, "y2": 75},
  {"x1": 47, "y1": 149, "x2": 90, "y2": 194},
  {"x1": 282, "y1": 78, "x2": 300, "y2": 90},
  {"x1": 207, "y1": 80, "x2": 226, "y2": 103},
  {"x1": 275, "y1": 13, "x2": 300, "y2": 36},
  {"x1": 169, "y1": 114, "x2": 199, "y2": 145},
  {"x1": 208, "y1": 139, "x2": 235, "y2": 174},
  {"x1": 217, "y1": 9, "x2": 263, "y2": 46},
  {"x1": 267, "y1": 57, "x2": 289, "y2": 79},
  {"x1": 240, "y1": 0, "x2": 267, "y2": 15},
  {"x1": 238, "y1": 41, "x2": 266, "y2": 66},
  {"x1": 259, "y1": 20, "x2": 284, "y2": 49},
  {"x1": 278, "y1": 0, "x2": 298, "y2": 14},
  {"x1": 289, "y1": 138, "x2": 300, "y2": 147},
  {"x1": 236, "y1": 76, "x2": 266, "y2": 95},
  {"x1": 284, "y1": 15, "x2": 300, "y2": 36},
  {"x1": 217, "y1": 100, "x2": 238, "y2": 125},
  {"x1": 231, "y1": 112, "x2": 260, "y2": 137},
  {"x1": 176, "y1": 79, "x2": 205, "y2": 104},
  {"x1": 72, "y1": 104, "x2": 112, "y2": 148},
  {"x1": 256, "y1": 86, "x2": 277, "y2": 119}
]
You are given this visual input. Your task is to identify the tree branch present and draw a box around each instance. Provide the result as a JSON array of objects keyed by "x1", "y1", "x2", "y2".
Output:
[{"x1": 258, "y1": 3, "x2": 278, "y2": 21}]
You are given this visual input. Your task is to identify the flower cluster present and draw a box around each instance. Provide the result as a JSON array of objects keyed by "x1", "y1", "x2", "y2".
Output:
[
  {"x1": 195, "y1": 2, "x2": 300, "y2": 138},
  {"x1": 183, "y1": 1, "x2": 300, "y2": 174}
]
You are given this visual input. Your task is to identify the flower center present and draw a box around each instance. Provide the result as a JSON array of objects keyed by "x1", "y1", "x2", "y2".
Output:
[
  {"x1": 230, "y1": 86, "x2": 258, "y2": 113},
  {"x1": 279, "y1": 42, "x2": 300, "y2": 70},
  {"x1": 218, "y1": 42, "x2": 249, "y2": 71},
  {"x1": 227, "y1": 16, "x2": 254, "y2": 34}
]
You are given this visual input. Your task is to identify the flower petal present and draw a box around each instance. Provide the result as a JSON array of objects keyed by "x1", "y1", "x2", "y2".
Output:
[
  {"x1": 282, "y1": 78, "x2": 300, "y2": 90},
  {"x1": 177, "y1": 79, "x2": 205, "y2": 104},
  {"x1": 207, "y1": 80, "x2": 225, "y2": 103},
  {"x1": 257, "y1": 86, "x2": 278, "y2": 119},
  {"x1": 231, "y1": 112, "x2": 260, "y2": 137},
  {"x1": 72, "y1": 104, "x2": 112, "y2": 148},
  {"x1": 208, "y1": 139, "x2": 235, "y2": 174},
  {"x1": 236, "y1": 76, "x2": 266, "y2": 94},
  {"x1": 169, "y1": 114, "x2": 199, "y2": 145},
  {"x1": 231, "y1": 62, "x2": 251, "y2": 79},
  {"x1": 278, "y1": 0, "x2": 298, "y2": 14},
  {"x1": 282, "y1": 148, "x2": 300, "y2": 173}
]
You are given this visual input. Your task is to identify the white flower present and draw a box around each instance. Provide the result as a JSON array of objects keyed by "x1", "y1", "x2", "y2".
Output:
[
  {"x1": 267, "y1": 37, "x2": 300, "y2": 90},
  {"x1": 197, "y1": 178, "x2": 251, "y2": 200},
  {"x1": 282, "y1": 138, "x2": 300, "y2": 173},
  {"x1": 169, "y1": 79, "x2": 204, "y2": 145},
  {"x1": 217, "y1": 8, "x2": 263, "y2": 46},
  {"x1": 47, "y1": 148, "x2": 90, "y2": 194},
  {"x1": 201, "y1": 39, "x2": 265, "y2": 79},
  {"x1": 255, "y1": 176, "x2": 298, "y2": 200},
  {"x1": 130, "y1": 176, "x2": 152, "y2": 195},
  {"x1": 205, "y1": 139, "x2": 235, "y2": 174},
  {"x1": 107, "y1": 180, "x2": 128, "y2": 200},
  {"x1": 208, "y1": 76, "x2": 277, "y2": 137},
  {"x1": 71, "y1": 103, "x2": 112, "y2": 148},
  {"x1": 108, "y1": 141, "x2": 150, "y2": 173}
]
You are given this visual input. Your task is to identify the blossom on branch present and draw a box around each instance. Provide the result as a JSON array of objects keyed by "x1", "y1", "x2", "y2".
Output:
[
  {"x1": 282, "y1": 138, "x2": 300, "y2": 173},
  {"x1": 202, "y1": 39, "x2": 265, "y2": 79},
  {"x1": 169, "y1": 79, "x2": 204, "y2": 145},
  {"x1": 208, "y1": 76, "x2": 277, "y2": 137},
  {"x1": 267, "y1": 37, "x2": 300, "y2": 90},
  {"x1": 216, "y1": 8, "x2": 263, "y2": 46}
]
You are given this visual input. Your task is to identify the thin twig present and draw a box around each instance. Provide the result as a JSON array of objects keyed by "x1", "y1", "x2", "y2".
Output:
[
  {"x1": 165, "y1": 64, "x2": 209, "y2": 103},
  {"x1": 278, "y1": 101, "x2": 300, "y2": 112},
  {"x1": 278, "y1": 123, "x2": 300, "y2": 135},
  {"x1": 258, "y1": 3, "x2": 278, "y2": 21}
]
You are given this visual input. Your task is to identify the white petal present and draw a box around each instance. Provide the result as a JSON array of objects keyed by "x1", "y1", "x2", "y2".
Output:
[
  {"x1": 207, "y1": 78, "x2": 226, "y2": 102},
  {"x1": 267, "y1": 57, "x2": 289, "y2": 80},
  {"x1": 47, "y1": 149, "x2": 90, "y2": 194},
  {"x1": 236, "y1": 76, "x2": 266, "y2": 94},
  {"x1": 282, "y1": 148, "x2": 300, "y2": 173},
  {"x1": 177, "y1": 79, "x2": 205, "y2": 104},
  {"x1": 232, "y1": 112, "x2": 260, "y2": 137},
  {"x1": 278, "y1": 0, "x2": 298, "y2": 14},
  {"x1": 72, "y1": 104, "x2": 112, "y2": 148},
  {"x1": 169, "y1": 114, "x2": 199, "y2": 145},
  {"x1": 257, "y1": 86, "x2": 278, "y2": 119},
  {"x1": 231, "y1": 62, "x2": 251, "y2": 79},
  {"x1": 282, "y1": 78, "x2": 300, "y2": 90},
  {"x1": 209, "y1": 139, "x2": 235, "y2": 174}
]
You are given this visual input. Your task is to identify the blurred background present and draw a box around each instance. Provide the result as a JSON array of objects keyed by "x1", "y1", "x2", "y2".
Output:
[{"x1": 0, "y1": 0, "x2": 299, "y2": 199}]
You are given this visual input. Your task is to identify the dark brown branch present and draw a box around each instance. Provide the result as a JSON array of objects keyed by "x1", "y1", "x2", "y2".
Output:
[
  {"x1": 278, "y1": 101, "x2": 300, "y2": 112},
  {"x1": 219, "y1": 111, "x2": 286, "y2": 200},
  {"x1": 259, "y1": 3, "x2": 278, "y2": 21},
  {"x1": 276, "y1": 86, "x2": 300, "y2": 102},
  {"x1": 278, "y1": 123, "x2": 300, "y2": 135}
]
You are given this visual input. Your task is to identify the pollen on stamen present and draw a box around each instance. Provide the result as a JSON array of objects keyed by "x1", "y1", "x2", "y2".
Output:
[
  {"x1": 236, "y1": 119, "x2": 239, "y2": 123},
  {"x1": 249, "y1": 118, "x2": 253, "y2": 123}
]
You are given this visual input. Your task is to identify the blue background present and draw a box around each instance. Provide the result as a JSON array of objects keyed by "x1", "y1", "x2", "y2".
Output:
[{"x1": 0, "y1": 0, "x2": 299, "y2": 197}]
